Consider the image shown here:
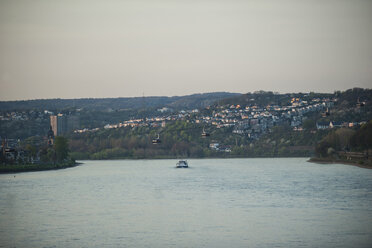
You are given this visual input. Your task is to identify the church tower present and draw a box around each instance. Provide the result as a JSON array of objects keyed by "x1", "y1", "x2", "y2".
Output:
[{"x1": 47, "y1": 125, "x2": 55, "y2": 146}]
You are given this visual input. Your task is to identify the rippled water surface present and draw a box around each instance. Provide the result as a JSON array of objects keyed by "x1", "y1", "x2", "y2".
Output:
[{"x1": 1, "y1": 158, "x2": 372, "y2": 248}]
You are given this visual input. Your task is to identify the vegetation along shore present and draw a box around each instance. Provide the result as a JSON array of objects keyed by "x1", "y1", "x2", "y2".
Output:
[
  {"x1": 308, "y1": 157, "x2": 372, "y2": 169},
  {"x1": 310, "y1": 119, "x2": 372, "y2": 169},
  {"x1": 0, "y1": 159, "x2": 78, "y2": 174},
  {"x1": 1, "y1": 88, "x2": 371, "y2": 171},
  {"x1": 1, "y1": 136, "x2": 77, "y2": 174}
]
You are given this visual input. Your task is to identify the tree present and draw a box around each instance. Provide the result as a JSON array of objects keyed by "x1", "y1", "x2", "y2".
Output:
[
  {"x1": 315, "y1": 140, "x2": 331, "y2": 158},
  {"x1": 25, "y1": 144, "x2": 37, "y2": 160},
  {"x1": 54, "y1": 136, "x2": 69, "y2": 163},
  {"x1": 303, "y1": 119, "x2": 316, "y2": 130},
  {"x1": 350, "y1": 120, "x2": 372, "y2": 151},
  {"x1": 334, "y1": 128, "x2": 355, "y2": 150}
]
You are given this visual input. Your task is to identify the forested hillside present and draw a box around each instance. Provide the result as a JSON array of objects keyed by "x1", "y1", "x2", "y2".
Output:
[
  {"x1": 0, "y1": 92, "x2": 239, "y2": 111},
  {"x1": 68, "y1": 120, "x2": 327, "y2": 160},
  {"x1": 2, "y1": 88, "x2": 371, "y2": 160}
]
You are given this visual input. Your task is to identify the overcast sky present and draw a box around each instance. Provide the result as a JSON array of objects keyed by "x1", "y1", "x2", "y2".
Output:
[{"x1": 0, "y1": 0, "x2": 371, "y2": 100}]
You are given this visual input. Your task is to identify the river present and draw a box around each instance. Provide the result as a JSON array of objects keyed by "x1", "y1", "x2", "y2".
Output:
[{"x1": 1, "y1": 158, "x2": 372, "y2": 248}]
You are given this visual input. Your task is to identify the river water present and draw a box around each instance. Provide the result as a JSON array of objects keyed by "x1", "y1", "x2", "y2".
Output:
[{"x1": 1, "y1": 158, "x2": 372, "y2": 248}]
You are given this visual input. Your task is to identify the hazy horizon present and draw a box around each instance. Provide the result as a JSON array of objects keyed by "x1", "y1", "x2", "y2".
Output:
[
  {"x1": 1, "y1": 0, "x2": 371, "y2": 101},
  {"x1": 3, "y1": 88, "x2": 370, "y2": 102}
]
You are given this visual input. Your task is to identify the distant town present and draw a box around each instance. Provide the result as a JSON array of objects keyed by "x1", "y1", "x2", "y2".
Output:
[
  {"x1": 96, "y1": 96, "x2": 364, "y2": 139},
  {"x1": 1, "y1": 88, "x2": 371, "y2": 165}
]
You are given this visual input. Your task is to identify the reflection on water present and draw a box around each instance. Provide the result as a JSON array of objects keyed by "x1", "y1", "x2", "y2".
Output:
[{"x1": 1, "y1": 158, "x2": 372, "y2": 248}]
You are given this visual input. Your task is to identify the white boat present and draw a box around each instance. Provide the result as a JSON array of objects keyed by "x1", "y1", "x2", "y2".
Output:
[{"x1": 176, "y1": 160, "x2": 188, "y2": 168}]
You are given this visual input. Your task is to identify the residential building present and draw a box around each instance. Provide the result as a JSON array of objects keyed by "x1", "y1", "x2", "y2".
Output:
[
  {"x1": 316, "y1": 121, "x2": 329, "y2": 130},
  {"x1": 50, "y1": 114, "x2": 67, "y2": 136},
  {"x1": 50, "y1": 114, "x2": 80, "y2": 136}
]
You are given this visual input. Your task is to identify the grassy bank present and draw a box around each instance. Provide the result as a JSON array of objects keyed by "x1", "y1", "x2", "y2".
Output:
[
  {"x1": 308, "y1": 157, "x2": 372, "y2": 169},
  {"x1": 0, "y1": 160, "x2": 79, "y2": 173}
]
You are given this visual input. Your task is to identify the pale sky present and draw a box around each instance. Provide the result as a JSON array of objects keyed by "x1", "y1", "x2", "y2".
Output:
[{"x1": 0, "y1": 0, "x2": 371, "y2": 100}]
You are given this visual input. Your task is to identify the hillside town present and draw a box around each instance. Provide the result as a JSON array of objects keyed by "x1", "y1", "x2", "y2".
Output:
[
  {"x1": 1, "y1": 89, "x2": 371, "y2": 164},
  {"x1": 83, "y1": 96, "x2": 363, "y2": 140}
]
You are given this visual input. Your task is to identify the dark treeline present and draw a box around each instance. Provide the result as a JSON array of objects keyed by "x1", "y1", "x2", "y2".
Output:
[
  {"x1": 68, "y1": 121, "x2": 330, "y2": 160},
  {"x1": 231, "y1": 125, "x2": 328, "y2": 157},
  {"x1": 69, "y1": 121, "x2": 224, "y2": 159},
  {"x1": 0, "y1": 92, "x2": 239, "y2": 111},
  {"x1": 315, "y1": 121, "x2": 372, "y2": 165},
  {"x1": 2, "y1": 88, "x2": 371, "y2": 161},
  {"x1": 2, "y1": 88, "x2": 371, "y2": 140},
  {"x1": 0, "y1": 136, "x2": 71, "y2": 165},
  {"x1": 0, "y1": 136, "x2": 76, "y2": 173},
  {"x1": 217, "y1": 90, "x2": 334, "y2": 107}
]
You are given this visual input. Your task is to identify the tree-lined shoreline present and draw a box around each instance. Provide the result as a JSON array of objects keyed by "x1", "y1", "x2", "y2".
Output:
[
  {"x1": 0, "y1": 159, "x2": 78, "y2": 173},
  {"x1": 1, "y1": 88, "x2": 371, "y2": 173}
]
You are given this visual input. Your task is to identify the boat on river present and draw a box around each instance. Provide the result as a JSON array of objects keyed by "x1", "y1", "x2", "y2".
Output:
[{"x1": 176, "y1": 160, "x2": 188, "y2": 168}]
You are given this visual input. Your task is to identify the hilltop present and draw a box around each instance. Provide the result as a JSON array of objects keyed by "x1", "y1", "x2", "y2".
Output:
[
  {"x1": 1, "y1": 88, "x2": 371, "y2": 161},
  {"x1": 67, "y1": 88, "x2": 371, "y2": 159},
  {"x1": 0, "y1": 92, "x2": 240, "y2": 112}
]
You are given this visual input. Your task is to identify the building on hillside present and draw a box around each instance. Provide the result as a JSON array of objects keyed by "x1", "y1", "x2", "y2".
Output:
[
  {"x1": 329, "y1": 121, "x2": 343, "y2": 129},
  {"x1": 1, "y1": 139, "x2": 27, "y2": 164},
  {"x1": 316, "y1": 121, "x2": 329, "y2": 130},
  {"x1": 50, "y1": 114, "x2": 66, "y2": 136},
  {"x1": 209, "y1": 143, "x2": 219, "y2": 150},
  {"x1": 50, "y1": 114, "x2": 80, "y2": 136}
]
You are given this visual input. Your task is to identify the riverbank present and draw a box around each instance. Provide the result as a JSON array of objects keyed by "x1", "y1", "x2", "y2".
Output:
[
  {"x1": 308, "y1": 157, "x2": 372, "y2": 169},
  {"x1": 71, "y1": 152, "x2": 311, "y2": 160},
  {"x1": 0, "y1": 160, "x2": 80, "y2": 174}
]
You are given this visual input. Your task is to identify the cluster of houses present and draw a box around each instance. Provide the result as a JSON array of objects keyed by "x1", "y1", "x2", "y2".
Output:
[
  {"x1": 76, "y1": 109, "x2": 200, "y2": 133},
  {"x1": 316, "y1": 121, "x2": 366, "y2": 130},
  {"x1": 103, "y1": 118, "x2": 167, "y2": 129},
  {"x1": 80, "y1": 97, "x2": 339, "y2": 143},
  {"x1": 0, "y1": 138, "x2": 37, "y2": 164},
  {"x1": 193, "y1": 97, "x2": 335, "y2": 139},
  {"x1": 0, "y1": 139, "x2": 24, "y2": 163},
  {"x1": 209, "y1": 142, "x2": 232, "y2": 152},
  {"x1": 0, "y1": 130, "x2": 54, "y2": 165}
]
